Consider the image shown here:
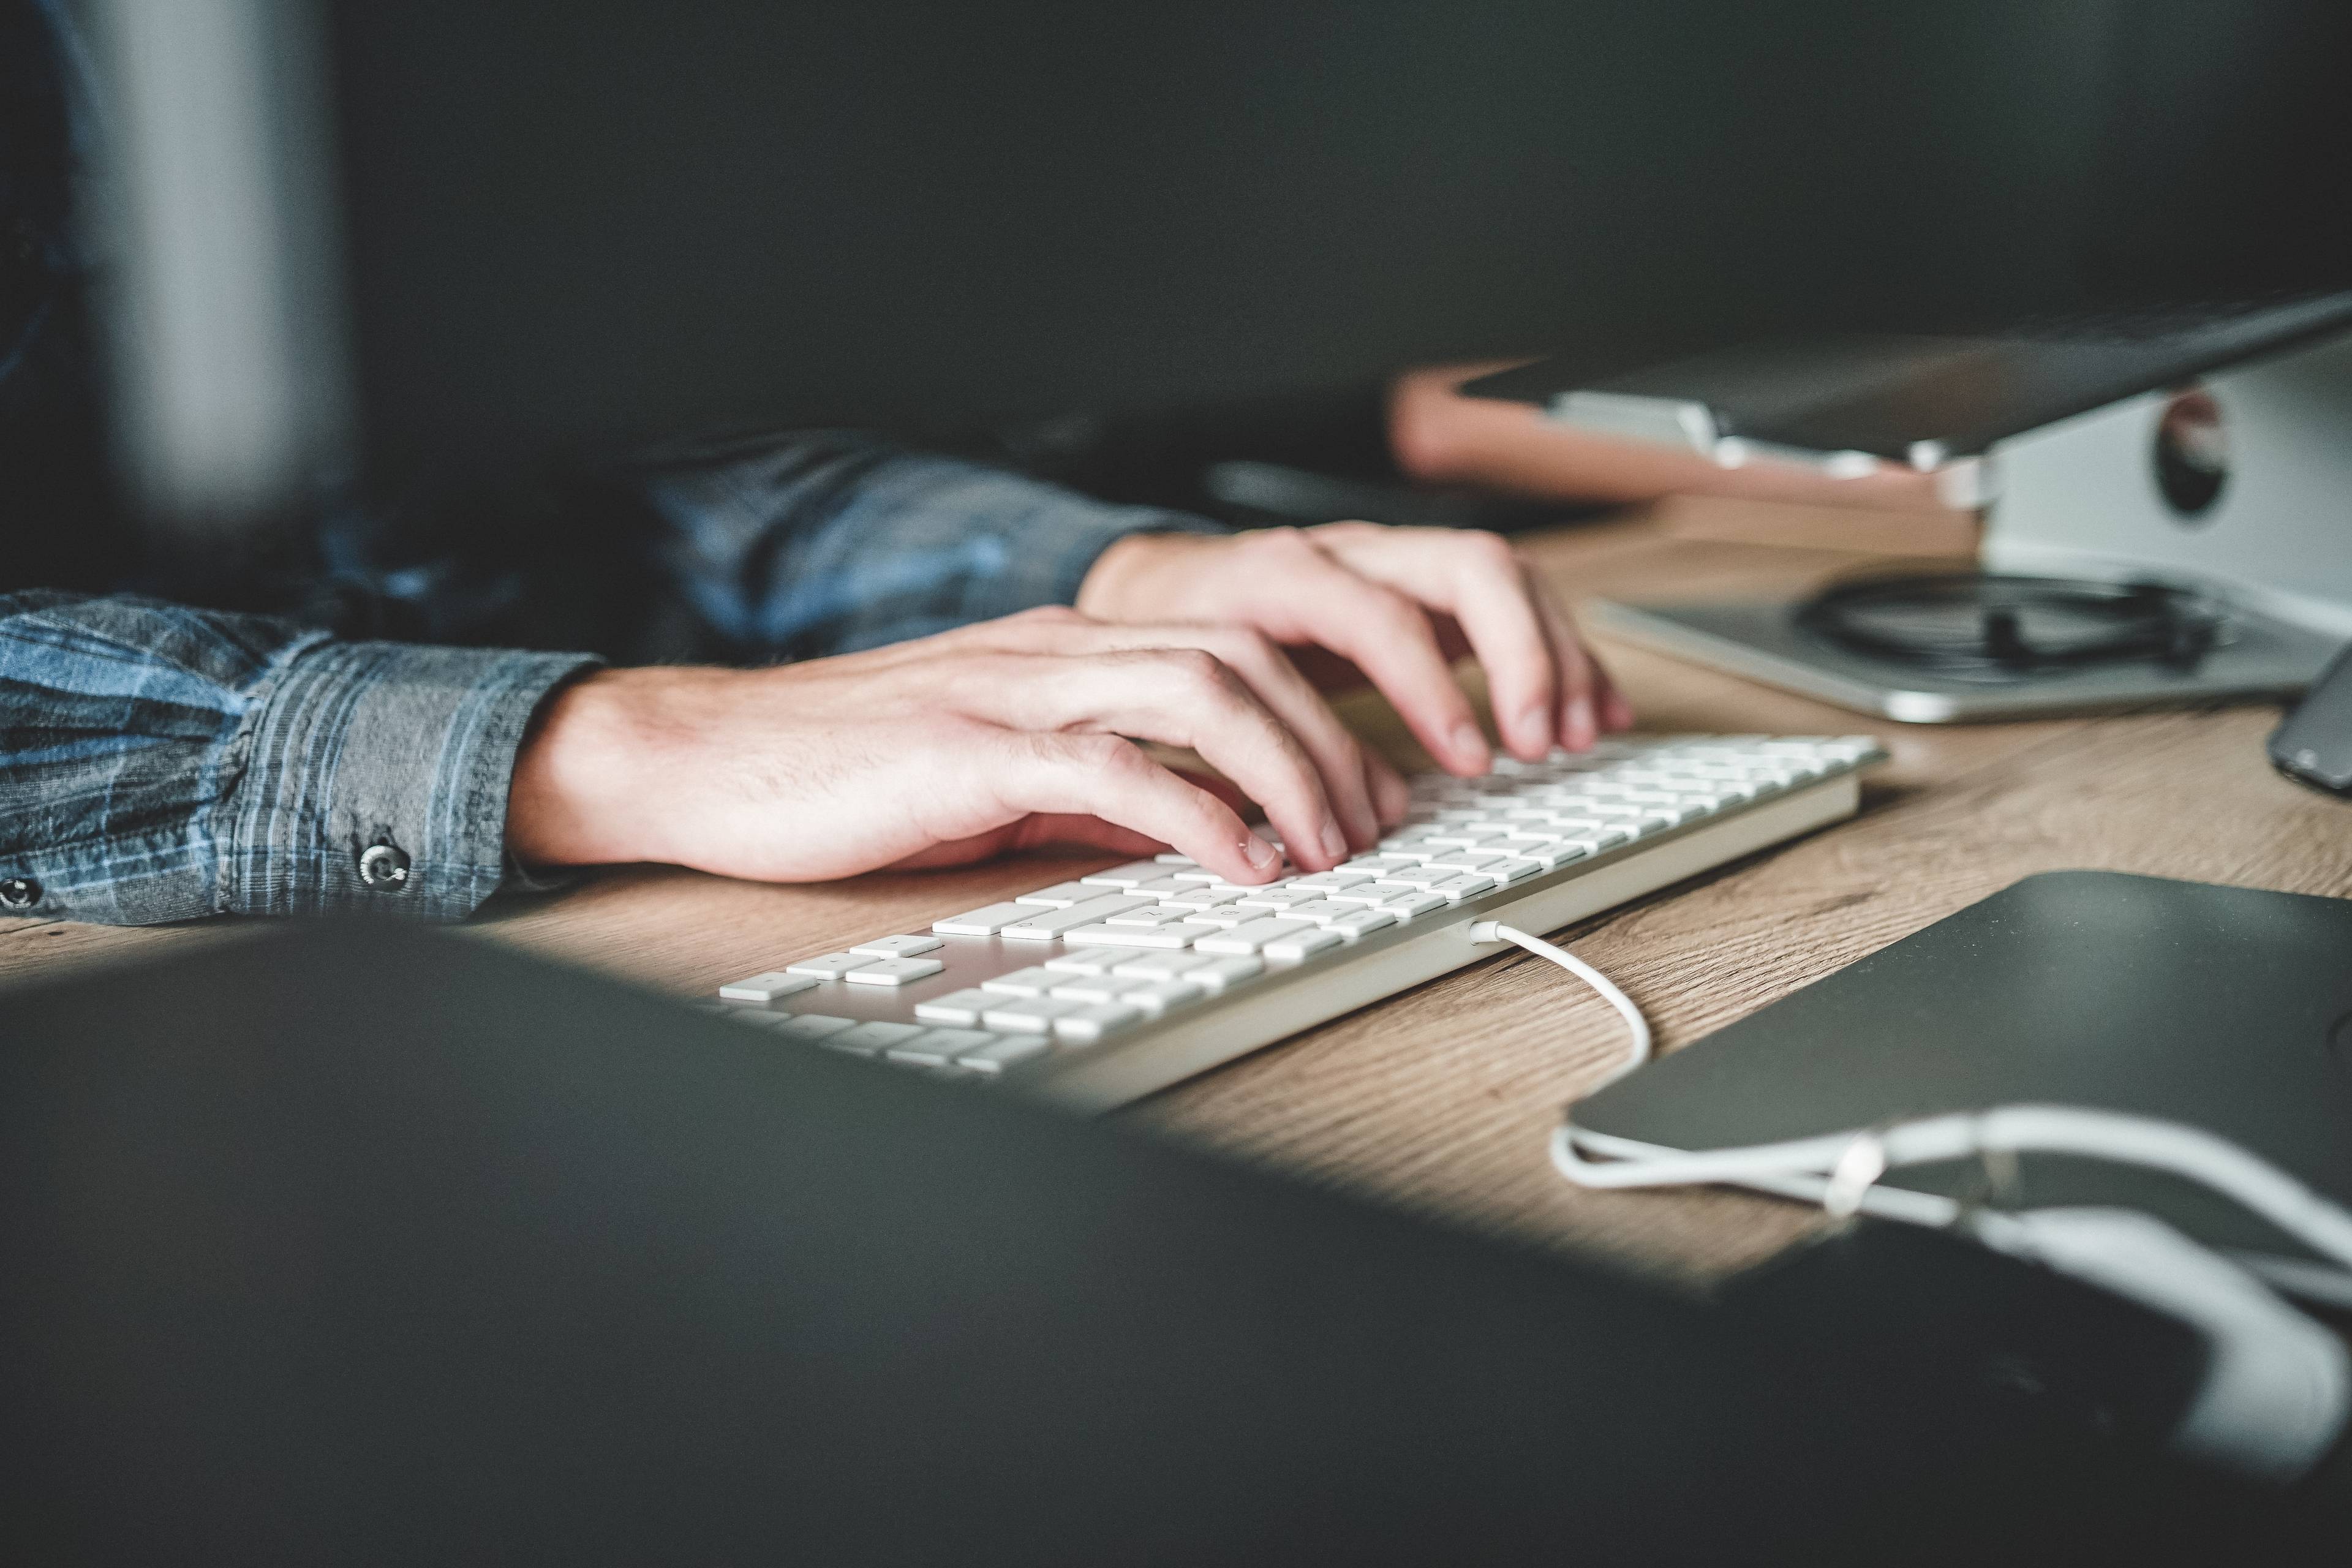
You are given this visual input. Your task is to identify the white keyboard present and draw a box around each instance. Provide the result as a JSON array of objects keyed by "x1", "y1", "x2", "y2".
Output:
[{"x1": 709, "y1": 734, "x2": 1887, "y2": 1110}]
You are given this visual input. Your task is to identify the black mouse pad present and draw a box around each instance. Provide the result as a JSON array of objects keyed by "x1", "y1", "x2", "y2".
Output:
[{"x1": 1573, "y1": 870, "x2": 2352, "y2": 1257}]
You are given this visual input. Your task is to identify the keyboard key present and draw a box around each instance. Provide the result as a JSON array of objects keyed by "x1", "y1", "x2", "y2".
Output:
[
  {"x1": 1281, "y1": 900, "x2": 1359, "y2": 925},
  {"x1": 1428, "y1": 873, "x2": 1498, "y2": 902},
  {"x1": 1016, "y1": 882, "x2": 1096, "y2": 907},
  {"x1": 1288, "y1": 870, "x2": 1374, "y2": 892},
  {"x1": 1131, "y1": 875, "x2": 1197, "y2": 897},
  {"x1": 717, "y1": 971, "x2": 819, "y2": 1005},
  {"x1": 1188, "y1": 956, "x2": 1265, "y2": 991},
  {"x1": 1106, "y1": 905, "x2": 1199, "y2": 927},
  {"x1": 1513, "y1": 842, "x2": 1589, "y2": 870},
  {"x1": 1153, "y1": 852, "x2": 1197, "y2": 865},
  {"x1": 785, "y1": 952, "x2": 872, "y2": 980},
  {"x1": 1194, "y1": 918, "x2": 1313, "y2": 955},
  {"x1": 1161, "y1": 886, "x2": 1250, "y2": 911},
  {"x1": 1053, "y1": 1002, "x2": 1142, "y2": 1042},
  {"x1": 1049, "y1": 978, "x2": 1128, "y2": 1005},
  {"x1": 1079, "y1": 861, "x2": 1164, "y2": 888},
  {"x1": 1112, "y1": 950, "x2": 1219, "y2": 982},
  {"x1": 957, "y1": 1035, "x2": 1052, "y2": 1073},
  {"x1": 827, "y1": 1020, "x2": 929, "y2": 1055},
  {"x1": 1487, "y1": 857, "x2": 1543, "y2": 883},
  {"x1": 1323, "y1": 908, "x2": 1397, "y2": 940},
  {"x1": 843, "y1": 956, "x2": 946, "y2": 986},
  {"x1": 1234, "y1": 887, "x2": 1316, "y2": 910},
  {"x1": 1379, "y1": 864, "x2": 1460, "y2": 889},
  {"x1": 1061, "y1": 922, "x2": 1208, "y2": 949},
  {"x1": 770, "y1": 1014, "x2": 856, "y2": 1042},
  {"x1": 999, "y1": 895, "x2": 1156, "y2": 940},
  {"x1": 885, "y1": 1027, "x2": 997, "y2": 1066},
  {"x1": 1375, "y1": 889, "x2": 1449, "y2": 919},
  {"x1": 914, "y1": 988, "x2": 995, "y2": 1024},
  {"x1": 1153, "y1": 903, "x2": 1244, "y2": 929},
  {"x1": 1044, "y1": 946, "x2": 1124, "y2": 974},
  {"x1": 1262, "y1": 927, "x2": 1343, "y2": 961},
  {"x1": 982, "y1": 997, "x2": 1090, "y2": 1033},
  {"x1": 1427, "y1": 850, "x2": 1507, "y2": 872},
  {"x1": 1322, "y1": 883, "x2": 1397, "y2": 906},
  {"x1": 1117, "y1": 978, "x2": 1206, "y2": 1016},
  {"x1": 848, "y1": 933, "x2": 945, "y2": 960},
  {"x1": 981, "y1": 966, "x2": 1060, "y2": 995},
  {"x1": 1424, "y1": 828, "x2": 1512, "y2": 849},
  {"x1": 932, "y1": 902, "x2": 1033, "y2": 936}
]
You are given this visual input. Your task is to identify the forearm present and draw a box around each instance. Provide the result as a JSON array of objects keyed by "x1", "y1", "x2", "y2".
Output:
[{"x1": 636, "y1": 431, "x2": 1232, "y2": 660}]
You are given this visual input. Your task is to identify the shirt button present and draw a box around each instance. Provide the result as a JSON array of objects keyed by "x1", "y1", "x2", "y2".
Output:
[
  {"x1": 358, "y1": 843, "x2": 412, "y2": 891},
  {"x1": 0, "y1": 876, "x2": 41, "y2": 911}
]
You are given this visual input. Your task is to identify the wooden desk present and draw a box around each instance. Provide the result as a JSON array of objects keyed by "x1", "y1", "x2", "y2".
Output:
[{"x1": 10, "y1": 499, "x2": 2348, "y2": 1284}]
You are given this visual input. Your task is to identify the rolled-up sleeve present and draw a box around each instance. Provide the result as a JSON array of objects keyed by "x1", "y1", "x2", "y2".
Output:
[
  {"x1": 638, "y1": 431, "x2": 1232, "y2": 660},
  {"x1": 0, "y1": 591, "x2": 597, "y2": 924}
]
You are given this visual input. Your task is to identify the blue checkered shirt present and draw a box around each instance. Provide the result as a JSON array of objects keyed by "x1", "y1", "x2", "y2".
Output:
[{"x1": 1, "y1": 436, "x2": 1224, "y2": 924}]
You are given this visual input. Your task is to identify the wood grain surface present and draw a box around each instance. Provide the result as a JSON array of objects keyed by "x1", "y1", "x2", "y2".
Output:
[{"x1": 7, "y1": 500, "x2": 2335, "y2": 1284}]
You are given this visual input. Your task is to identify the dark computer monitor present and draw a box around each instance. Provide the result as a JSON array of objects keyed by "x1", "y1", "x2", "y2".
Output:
[{"x1": 88, "y1": 1, "x2": 2352, "y2": 527}]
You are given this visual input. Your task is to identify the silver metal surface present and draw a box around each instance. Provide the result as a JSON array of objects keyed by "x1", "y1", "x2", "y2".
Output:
[{"x1": 1590, "y1": 598, "x2": 2335, "y2": 723}]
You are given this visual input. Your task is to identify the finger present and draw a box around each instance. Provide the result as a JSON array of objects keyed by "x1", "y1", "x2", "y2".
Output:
[
  {"x1": 1527, "y1": 592, "x2": 1599, "y2": 751},
  {"x1": 1532, "y1": 594, "x2": 1632, "y2": 736},
  {"x1": 958, "y1": 620, "x2": 1384, "y2": 855},
  {"x1": 1320, "y1": 529, "x2": 1560, "y2": 762},
  {"x1": 952, "y1": 650, "x2": 1351, "y2": 872},
  {"x1": 1057, "y1": 622, "x2": 1383, "y2": 853},
  {"x1": 1363, "y1": 747, "x2": 1411, "y2": 829},
  {"x1": 989, "y1": 730, "x2": 1284, "y2": 884},
  {"x1": 884, "y1": 813, "x2": 1165, "y2": 872},
  {"x1": 1275, "y1": 552, "x2": 1493, "y2": 777}
]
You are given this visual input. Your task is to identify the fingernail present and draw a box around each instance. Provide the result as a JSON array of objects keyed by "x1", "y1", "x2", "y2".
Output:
[
  {"x1": 1242, "y1": 832, "x2": 1280, "y2": 872},
  {"x1": 1449, "y1": 722, "x2": 1490, "y2": 771},
  {"x1": 1516, "y1": 703, "x2": 1551, "y2": 757},
  {"x1": 1319, "y1": 819, "x2": 1349, "y2": 863}
]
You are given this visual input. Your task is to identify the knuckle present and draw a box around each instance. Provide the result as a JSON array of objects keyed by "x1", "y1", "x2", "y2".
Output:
[
  {"x1": 1010, "y1": 604, "x2": 1088, "y2": 636},
  {"x1": 1461, "y1": 529, "x2": 1518, "y2": 569},
  {"x1": 1220, "y1": 626, "x2": 1280, "y2": 668},
  {"x1": 1158, "y1": 646, "x2": 1234, "y2": 696},
  {"x1": 1253, "y1": 526, "x2": 1316, "y2": 563},
  {"x1": 1072, "y1": 732, "x2": 1142, "y2": 773}
]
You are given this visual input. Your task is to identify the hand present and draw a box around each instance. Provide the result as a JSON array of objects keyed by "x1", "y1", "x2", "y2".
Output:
[
  {"x1": 505, "y1": 606, "x2": 1412, "y2": 884},
  {"x1": 1077, "y1": 522, "x2": 1634, "y2": 775}
]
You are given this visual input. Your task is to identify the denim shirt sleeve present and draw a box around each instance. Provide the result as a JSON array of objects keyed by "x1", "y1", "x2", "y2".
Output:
[
  {"x1": 0, "y1": 590, "x2": 597, "y2": 925},
  {"x1": 636, "y1": 431, "x2": 1232, "y2": 660}
]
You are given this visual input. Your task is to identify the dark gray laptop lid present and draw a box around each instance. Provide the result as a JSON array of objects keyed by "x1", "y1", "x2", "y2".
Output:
[{"x1": 1574, "y1": 870, "x2": 2352, "y2": 1258}]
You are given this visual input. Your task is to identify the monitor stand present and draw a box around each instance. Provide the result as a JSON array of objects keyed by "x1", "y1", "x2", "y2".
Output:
[{"x1": 1590, "y1": 328, "x2": 2352, "y2": 723}]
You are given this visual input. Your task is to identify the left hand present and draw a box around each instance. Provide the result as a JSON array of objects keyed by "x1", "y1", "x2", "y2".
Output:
[{"x1": 1077, "y1": 522, "x2": 1633, "y2": 778}]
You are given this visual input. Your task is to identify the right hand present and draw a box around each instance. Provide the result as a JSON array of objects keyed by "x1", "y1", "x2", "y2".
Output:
[{"x1": 505, "y1": 606, "x2": 1413, "y2": 886}]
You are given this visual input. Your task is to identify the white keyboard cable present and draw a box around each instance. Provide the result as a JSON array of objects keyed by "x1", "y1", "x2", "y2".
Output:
[
  {"x1": 1468, "y1": 921, "x2": 1651, "y2": 1085},
  {"x1": 1471, "y1": 919, "x2": 2352, "y2": 1482}
]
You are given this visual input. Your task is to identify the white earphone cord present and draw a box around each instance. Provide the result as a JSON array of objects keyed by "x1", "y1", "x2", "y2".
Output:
[{"x1": 1478, "y1": 922, "x2": 2352, "y2": 1303}]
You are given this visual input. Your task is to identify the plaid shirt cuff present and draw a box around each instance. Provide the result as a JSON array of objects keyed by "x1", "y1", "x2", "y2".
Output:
[
  {"x1": 219, "y1": 641, "x2": 601, "y2": 919},
  {"x1": 0, "y1": 592, "x2": 597, "y2": 925}
]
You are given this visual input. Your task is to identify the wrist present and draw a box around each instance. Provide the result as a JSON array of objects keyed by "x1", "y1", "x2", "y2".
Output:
[
  {"x1": 1074, "y1": 530, "x2": 1204, "y2": 620},
  {"x1": 505, "y1": 666, "x2": 730, "y2": 869}
]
